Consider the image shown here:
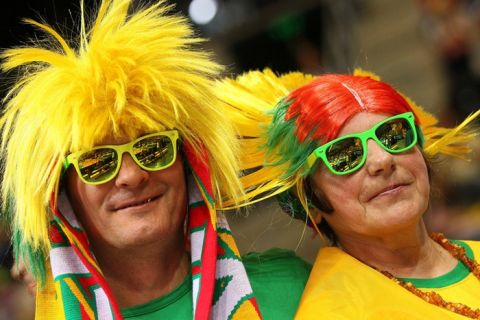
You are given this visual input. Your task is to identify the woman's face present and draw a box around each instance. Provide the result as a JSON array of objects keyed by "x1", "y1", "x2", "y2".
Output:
[{"x1": 310, "y1": 112, "x2": 430, "y2": 240}]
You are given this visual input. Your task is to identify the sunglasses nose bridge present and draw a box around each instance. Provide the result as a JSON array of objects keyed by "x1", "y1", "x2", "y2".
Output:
[
  {"x1": 357, "y1": 134, "x2": 376, "y2": 159},
  {"x1": 366, "y1": 137, "x2": 389, "y2": 155},
  {"x1": 114, "y1": 142, "x2": 141, "y2": 171}
]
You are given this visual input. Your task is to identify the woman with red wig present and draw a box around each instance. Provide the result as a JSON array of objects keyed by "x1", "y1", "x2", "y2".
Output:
[{"x1": 219, "y1": 69, "x2": 480, "y2": 319}]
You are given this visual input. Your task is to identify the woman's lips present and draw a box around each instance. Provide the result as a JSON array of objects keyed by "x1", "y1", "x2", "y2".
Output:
[{"x1": 368, "y1": 184, "x2": 408, "y2": 202}]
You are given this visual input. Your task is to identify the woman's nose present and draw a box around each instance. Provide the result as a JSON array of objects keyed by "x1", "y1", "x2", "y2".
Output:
[
  {"x1": 364, "y1": 139, "x2": 395, "y2": 176},
  {"x1": 114, "y1": 154, "x2": 149, "y2": 188}
]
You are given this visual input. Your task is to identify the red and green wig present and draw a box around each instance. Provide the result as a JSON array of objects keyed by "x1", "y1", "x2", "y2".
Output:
[{"x1": 265, "y1": 71, "x2": 422, "y2": 179}]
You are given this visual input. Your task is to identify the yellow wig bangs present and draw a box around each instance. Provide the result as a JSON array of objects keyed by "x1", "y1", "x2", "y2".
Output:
[
  {"x1": 217, "y1": 69, "x2": 314, "y2": 207},
  {"x1": 1, "y1": 0, "x2": 243, "y2": 262}
]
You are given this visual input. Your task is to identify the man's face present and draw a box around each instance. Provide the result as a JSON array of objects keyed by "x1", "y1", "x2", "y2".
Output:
[{"x1": 65, "y1": 136, "x2": 187, "y2": 251}]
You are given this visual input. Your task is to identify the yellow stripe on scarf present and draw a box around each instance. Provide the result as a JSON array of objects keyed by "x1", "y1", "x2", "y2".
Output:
[
  {"x1": 35, "y1": 266, "x2": 66, "y2": 320},
  {"x1": 64, "y1": 278, "x2": 95, "y2": 319}
]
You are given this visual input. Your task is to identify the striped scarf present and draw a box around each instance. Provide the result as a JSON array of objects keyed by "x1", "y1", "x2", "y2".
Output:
[{"x1": 36, "y1": 143, "x2": 261, "y2": 320}]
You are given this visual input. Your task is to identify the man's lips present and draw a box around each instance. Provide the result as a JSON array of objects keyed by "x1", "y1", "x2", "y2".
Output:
[{"x1": 113, "y1": 195, "x2": 162, "y2": 211}]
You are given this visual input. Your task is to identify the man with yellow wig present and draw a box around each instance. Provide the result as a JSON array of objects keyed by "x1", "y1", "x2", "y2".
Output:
[{"x1": 0, "y1": 1, "x2": 310, "y2": 319}]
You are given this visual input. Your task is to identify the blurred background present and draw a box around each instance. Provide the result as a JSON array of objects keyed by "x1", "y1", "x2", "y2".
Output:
[{"x1": 1, "y1": 0, "x2": 480, "y2": 318}]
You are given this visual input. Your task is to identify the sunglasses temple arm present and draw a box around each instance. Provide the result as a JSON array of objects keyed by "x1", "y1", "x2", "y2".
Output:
[{"x1": 416, "y1": 125, "x2": 425, "y2": 147}]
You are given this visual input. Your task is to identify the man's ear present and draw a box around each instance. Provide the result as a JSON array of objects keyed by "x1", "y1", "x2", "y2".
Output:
[{"x1": 11, "y1": 260, "x2": 37, "y2": 296}]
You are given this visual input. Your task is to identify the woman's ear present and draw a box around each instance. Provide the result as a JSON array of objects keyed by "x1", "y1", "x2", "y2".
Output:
[
  {"x1": 309, "y1": 206, "x2": 323, "y2": 224},
  {"x1": 304, "y1": 178, "x2": 334, "y2": 214}
]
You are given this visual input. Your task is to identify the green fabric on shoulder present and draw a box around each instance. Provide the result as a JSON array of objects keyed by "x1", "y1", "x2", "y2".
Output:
[
  {"x1": 243, "y1": 248, "x2": 312, "y2": 320},
  {"x1": 122, "y1": 248, "x2": 311, "y2": 319}
]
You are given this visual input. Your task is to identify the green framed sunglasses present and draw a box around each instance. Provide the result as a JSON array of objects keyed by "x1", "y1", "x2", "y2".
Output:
[
  {"x1": 64, "y1": 130, "x2": 179, "y2": 185},
  {"x1": 306, "y1": 112, "x2": 418, "y2": 175}
]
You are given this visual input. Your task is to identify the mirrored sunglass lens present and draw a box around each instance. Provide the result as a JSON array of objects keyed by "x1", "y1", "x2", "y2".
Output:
[
  {"x1": 326, "y1": 137, "x2": 363, "y2": 173},
  {"x1": 133, "y1": 135, "x2": 174, "y2": 169},
  {"x1": 78, "y1": 148, "x2": 118, "y2": 183},
  {"x1": 376, "y1": 119, "x2": 414, "y2": 151}
]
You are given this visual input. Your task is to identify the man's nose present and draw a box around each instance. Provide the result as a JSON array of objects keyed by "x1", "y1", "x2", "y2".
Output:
[{"x1": 114, "y1": 153, "x2": 149, "y2": 188}]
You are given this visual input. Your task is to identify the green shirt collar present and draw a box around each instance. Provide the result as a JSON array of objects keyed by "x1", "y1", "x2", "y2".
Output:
[{"x1": 400, "y1": 240, "x2": 473, "y2": 289}]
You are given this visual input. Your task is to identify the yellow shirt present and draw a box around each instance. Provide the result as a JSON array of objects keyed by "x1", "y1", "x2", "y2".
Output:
[{"x1": 295, "y1": 240, "x2": 480, "y2": 319}]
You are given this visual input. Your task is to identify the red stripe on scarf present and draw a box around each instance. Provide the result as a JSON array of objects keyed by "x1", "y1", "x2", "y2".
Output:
[
  {"x1": 183, "y1": 142, "x2": 217, "y2": 320},
  {"x1": 195, "y1": 215, "x2": 217, "y2": 320},
  {"x1": 183, "y1": 142, "x2": 213, "y2": 202}
]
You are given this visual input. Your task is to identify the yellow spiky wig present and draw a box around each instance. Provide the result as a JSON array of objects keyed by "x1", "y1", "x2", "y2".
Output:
[
  {"x1": 0, "y1": 0, "x2": 243, "y2": 279},
  {"x1": 218, "y1": 68, "x2": 479, "y2": 237}
]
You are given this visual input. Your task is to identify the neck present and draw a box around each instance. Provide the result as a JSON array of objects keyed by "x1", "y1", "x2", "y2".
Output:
[
  {"x1": 92, "y1": 232, "x2": 190, "y2": 308},
  {"x1": 336, "y1": 220, "x2": 457, "y2": 278}
]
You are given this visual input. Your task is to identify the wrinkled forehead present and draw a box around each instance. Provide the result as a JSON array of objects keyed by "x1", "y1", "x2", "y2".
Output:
[{"x1": 335, "y1": 112, "x2": 394, "y2": 137}]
